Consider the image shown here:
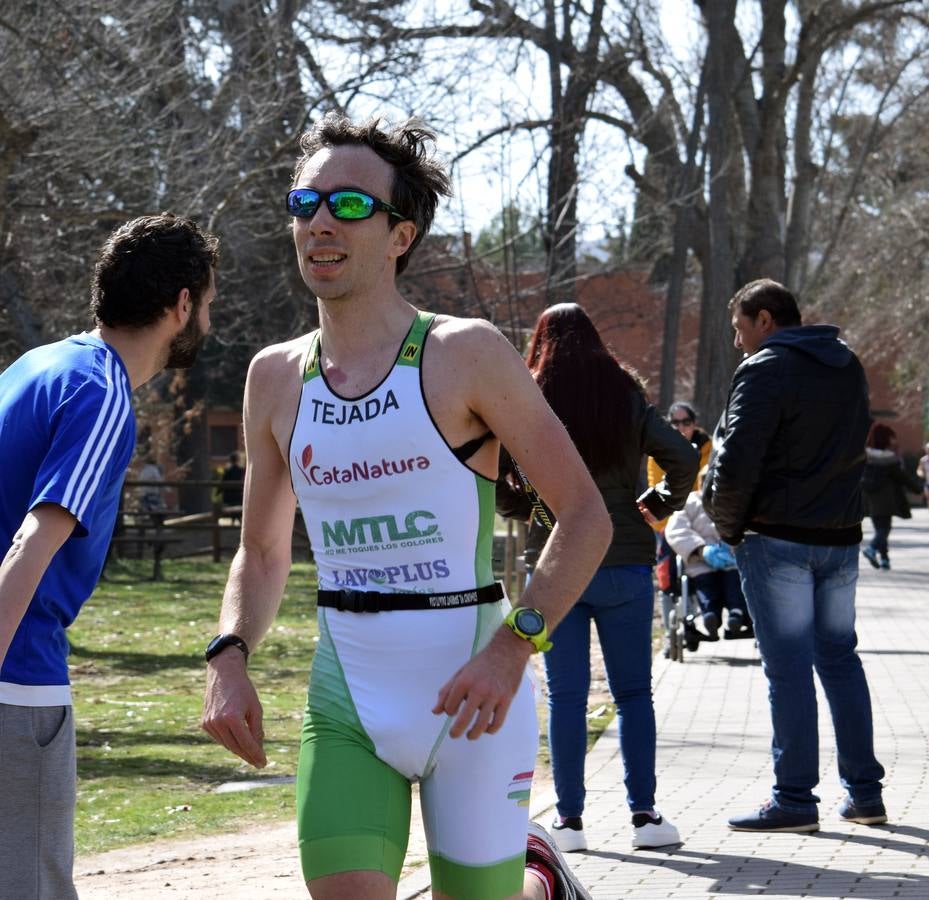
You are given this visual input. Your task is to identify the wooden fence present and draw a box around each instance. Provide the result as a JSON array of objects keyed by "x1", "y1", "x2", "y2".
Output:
[{"x1": 110, "y1": 478, "x2": 528, "y2": 595}]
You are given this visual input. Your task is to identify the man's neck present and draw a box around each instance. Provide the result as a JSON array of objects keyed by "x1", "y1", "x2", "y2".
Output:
[
  {"x1": 93, "y1": 325, "x2": 166, "y2": 391},
  {"x1": 316, "y1": 291, "x2": 416, "y2": 365}
]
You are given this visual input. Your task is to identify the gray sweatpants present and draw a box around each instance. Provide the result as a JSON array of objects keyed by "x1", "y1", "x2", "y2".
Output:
[{"x1": 0, "y1": 703, "x2": 78, "y2": 900}]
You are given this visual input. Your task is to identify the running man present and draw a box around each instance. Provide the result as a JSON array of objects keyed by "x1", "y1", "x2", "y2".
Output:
[
  {"x1": 0, "y1": 213, "x2": 218, "y2": 900},
  {"x1": 201, "y1": 115, "x2": 611, "y2": 900}
]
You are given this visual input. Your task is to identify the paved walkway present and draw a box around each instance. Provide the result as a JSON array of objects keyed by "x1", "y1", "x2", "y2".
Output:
[{"x1": 400, "y1": 511, "x2": 929, "y2": 899}]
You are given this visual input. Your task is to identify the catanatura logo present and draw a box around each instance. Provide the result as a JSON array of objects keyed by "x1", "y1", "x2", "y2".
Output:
[
  {"x1": 294, "y1": 445, "x2": 430, "y2": 487},
  {"x1": 321, "y1": 510, "x2": 443, "y2": 555}
]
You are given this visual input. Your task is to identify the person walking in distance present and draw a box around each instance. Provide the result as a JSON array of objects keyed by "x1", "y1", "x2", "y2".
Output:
[
  {"x1": 201, "y1": 115, "x2": 609, "y2": 900},
  {"x1": 860, "y1": 423, "x2": 923, "y2": 570},
  {"x1": 220, "y1": 451, "x2": 245, "y2": 521},
  {"x1": 0, "y1": 213, "x2": 218, "y2": 900},
  {"x1": 704, "y1": 278, "x2": 886, "y2": 833}
]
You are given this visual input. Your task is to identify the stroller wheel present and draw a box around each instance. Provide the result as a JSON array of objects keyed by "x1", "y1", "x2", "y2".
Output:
[
  {"x1": 666, "y1": 609, "x2": 681, "y2": 661},
  {"x1": 683, "y1": 613, "x2": 701, "y2": 653}
]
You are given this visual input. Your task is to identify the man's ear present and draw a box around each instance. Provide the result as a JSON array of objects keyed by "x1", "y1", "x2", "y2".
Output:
[
  {"x1": 388, "y1": 221, "x2": 417, "y2": 261},
  {"x1": 171, "y1": 288, "x2": 192, "y2": 326},
  {"x1": 756, "y1": 309, "x2": 774, "y2": 332}
]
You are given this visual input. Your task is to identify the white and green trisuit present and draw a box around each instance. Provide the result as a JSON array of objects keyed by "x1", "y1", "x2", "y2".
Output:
[{"x1": 290, "y1": 311, "x2": 538, "y2": 899}]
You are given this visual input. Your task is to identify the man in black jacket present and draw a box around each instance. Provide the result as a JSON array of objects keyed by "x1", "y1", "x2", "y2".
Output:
[{"x1": 703, "y1": 279, "x2": 886, "y2": 833}]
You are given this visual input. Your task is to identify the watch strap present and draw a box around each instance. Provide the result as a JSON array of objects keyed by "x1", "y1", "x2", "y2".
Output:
[{"x1": 205, "y1": 633, "x2": 250, "y2": 663}]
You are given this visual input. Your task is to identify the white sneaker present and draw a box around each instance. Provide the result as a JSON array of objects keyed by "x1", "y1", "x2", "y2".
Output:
[
  {"x1": 551, "y1": 815, "x2": 588, "y2": 852},
  {"x1": 527, "y1": 821, "x2": 593, "y2": 900},
  {"x1": 631, "y1": 810, "x2": 681, "y2": 849}
]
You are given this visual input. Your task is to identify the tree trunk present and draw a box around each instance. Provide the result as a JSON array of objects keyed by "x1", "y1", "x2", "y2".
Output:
[
  {"x1": 784, "y1": 53, "x2": 821, "y2": 291},
  {"x1": 694, "y1": 0, "x2": 742, "y2": 427},
  {"x1": 545, "y1": 120, "x2": 580, "y2": 302},
  {"x1": 659, "y1": 57, "x2": 708, "y2": 413}
]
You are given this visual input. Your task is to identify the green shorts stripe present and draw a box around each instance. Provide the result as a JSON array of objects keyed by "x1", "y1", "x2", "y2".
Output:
[
  {"x1": 297, "y1": 710, "x2": 412, "y2": 883},
  {"x1": 429, "y1": 849, "x2": 526, "y2": 900}
]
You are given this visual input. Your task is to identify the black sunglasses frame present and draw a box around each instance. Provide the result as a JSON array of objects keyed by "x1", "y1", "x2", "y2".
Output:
[
  {"x1": 669, "y1": 418, "x2": 694, "y2": 427},
  {"x1": 286, "y1": 188, "x2": 403, "y2": 221}
]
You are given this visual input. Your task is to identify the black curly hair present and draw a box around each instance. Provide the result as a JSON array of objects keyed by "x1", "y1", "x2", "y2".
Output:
[{"x1": 90, "y1": 213, "x2": 219, "y2": 329}]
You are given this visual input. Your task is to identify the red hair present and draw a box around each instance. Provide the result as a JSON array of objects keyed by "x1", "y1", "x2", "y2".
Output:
[{"x1": 525, "y1": 303, "x2": 644, "y2": 475}]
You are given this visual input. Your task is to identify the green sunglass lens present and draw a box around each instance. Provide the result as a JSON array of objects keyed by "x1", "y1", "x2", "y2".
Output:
[{"x1": 331, "y1": 192, "x2": 374, "y2": 219}]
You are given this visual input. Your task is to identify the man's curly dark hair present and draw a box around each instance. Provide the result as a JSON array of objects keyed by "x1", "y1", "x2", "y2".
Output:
[{"x1": 90, "y1": 213, "x2": 219, "y2": 328}]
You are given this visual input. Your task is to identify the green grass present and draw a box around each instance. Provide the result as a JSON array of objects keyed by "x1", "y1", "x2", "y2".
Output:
[
  {"x1": 71, "y1": 558, "x2": 318, "y2": 854},
  {"x1": 70, "y1": 557, "x2": 633, "y2": 856}
]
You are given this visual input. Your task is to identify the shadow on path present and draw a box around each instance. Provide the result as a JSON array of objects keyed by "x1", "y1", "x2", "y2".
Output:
[{"x1": 581, "y1": 838, "x2": 929, "y2": 898}]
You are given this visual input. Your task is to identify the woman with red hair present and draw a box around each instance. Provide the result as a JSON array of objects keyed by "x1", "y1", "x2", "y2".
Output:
[{"x1": 498, "y1": 302, "x2": 697, "y2": 852}]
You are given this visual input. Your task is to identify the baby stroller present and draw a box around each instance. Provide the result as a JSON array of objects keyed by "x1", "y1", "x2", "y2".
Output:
[{"x1": 657, "y1": 535, "x2": 694, "y2": 662}]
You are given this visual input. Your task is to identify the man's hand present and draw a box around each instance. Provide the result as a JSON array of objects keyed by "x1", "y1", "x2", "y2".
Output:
[
  {"x1": 718, "y1": 531, "x2": 743, "y2": 549},
  {"x1": 201, "y1": 649, "x2": 267, "y2": 768},
  {"x1": 432, "y1": 629, "x2": 533, "y2": 740}
]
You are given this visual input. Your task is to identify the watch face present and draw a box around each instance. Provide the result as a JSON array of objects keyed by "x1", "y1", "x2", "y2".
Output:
[{"x1": 515, "y1": 608, "x2": 544, "y2": 636}]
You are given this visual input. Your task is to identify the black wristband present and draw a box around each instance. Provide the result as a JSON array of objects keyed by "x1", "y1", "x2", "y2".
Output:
[{"x1": 205, "y1": 633, "x2": 250, "y2": 663}]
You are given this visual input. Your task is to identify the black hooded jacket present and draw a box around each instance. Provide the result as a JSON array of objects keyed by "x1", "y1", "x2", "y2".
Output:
[{"x1": 703, "y1": 325, "x2": 870, "y2": 546}]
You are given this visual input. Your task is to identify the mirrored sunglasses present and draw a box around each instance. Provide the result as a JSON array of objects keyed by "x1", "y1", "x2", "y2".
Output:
[{"x1": 286, "y1": 188, "x2": 403, "y2": 221}]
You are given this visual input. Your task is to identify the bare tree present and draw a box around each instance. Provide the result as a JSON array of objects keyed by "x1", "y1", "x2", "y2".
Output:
[
  {"x1": 806, "y1": 16, "x2": 929, "y2": 395},
  {"x1": 3, "y1": 0, "x2": 927, "y2": 437},
  {"x1": 0, "y1": 1, "x2": 397, "y2": 498}
]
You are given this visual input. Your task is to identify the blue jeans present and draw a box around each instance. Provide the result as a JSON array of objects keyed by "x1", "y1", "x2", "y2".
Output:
[
  {"x1": 689, "y1": 569, "x2": 748, "y2": 621},
  {"x1": 735, "y1": 535, "x2": 884, "y2": 813},
  {"x1": 544, "y1": 564, "x2": 656, "y2": 816},
  {"x1": 868, "y1": 515, "x2": 892, "y2": 558}
]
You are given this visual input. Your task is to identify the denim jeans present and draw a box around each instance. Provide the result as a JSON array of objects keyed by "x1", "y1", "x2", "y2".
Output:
[
  {"x1": 868, "y1": 515, "x2": 892, "y2": 558},
  {"x1": 689, "y1": 569, "x2": 748, "y2": 621},
  {"x1": 735, "y1": 535, "x2": 884, "y2": 813},
  {"x1": 544, "y1": 564, "x2": 656, "y2": 816}
]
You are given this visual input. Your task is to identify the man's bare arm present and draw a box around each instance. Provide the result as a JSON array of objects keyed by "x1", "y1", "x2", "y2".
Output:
[
  {"x1": 0, "y1": 504, "x2": 76, "y2": 669},
  {"x1": 201, "y1": 346, "x2": 299, "y2": 768},
  {"x1": 432, "y1": 320, "x2": 612, "y2": 739}
]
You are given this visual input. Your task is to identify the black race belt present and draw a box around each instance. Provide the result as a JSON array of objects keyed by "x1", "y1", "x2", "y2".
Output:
[{"x1": 317, "y1": 581, "x2": 504, "y2": 613}]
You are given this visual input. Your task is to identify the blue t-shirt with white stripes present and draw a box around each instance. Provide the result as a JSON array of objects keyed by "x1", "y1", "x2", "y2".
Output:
[{"x1": 0, "y1": 334, "x2": 135, "y2": 700}]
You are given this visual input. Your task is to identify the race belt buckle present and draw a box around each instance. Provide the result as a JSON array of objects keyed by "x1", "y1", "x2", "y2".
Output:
[{"x1": 335, "y1": 590, "x2": 380, "y2": 613}]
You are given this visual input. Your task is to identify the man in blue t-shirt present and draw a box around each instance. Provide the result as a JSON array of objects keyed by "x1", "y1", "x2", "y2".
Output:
[{"x1": 0, "y1": 213, "x2": 219, "y2": 900}]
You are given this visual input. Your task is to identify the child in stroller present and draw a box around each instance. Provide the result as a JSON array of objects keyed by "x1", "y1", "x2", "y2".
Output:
[{"x1": 665, "y1": 488, "x2": 753, "y2": 647}]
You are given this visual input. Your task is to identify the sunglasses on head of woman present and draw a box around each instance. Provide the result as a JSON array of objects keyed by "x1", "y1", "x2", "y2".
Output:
[{"x1": 286, "y1": 188, "x2": 403, "y2": 221}]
